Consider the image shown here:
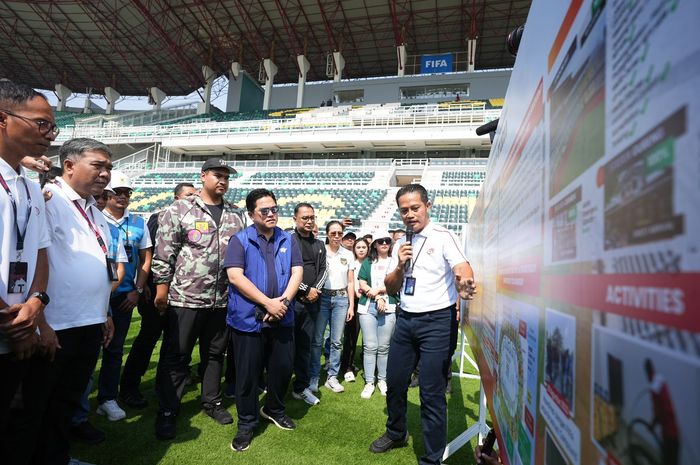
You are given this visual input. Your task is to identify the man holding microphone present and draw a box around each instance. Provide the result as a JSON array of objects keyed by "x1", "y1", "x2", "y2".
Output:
[{"x1": 369, "y1": 184, "x2": 476, "y2": 465}]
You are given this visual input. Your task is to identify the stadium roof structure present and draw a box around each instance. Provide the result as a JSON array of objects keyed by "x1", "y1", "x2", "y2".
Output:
[{"x1": 0, "y1": 0, "x2": 531, "y2": 97}]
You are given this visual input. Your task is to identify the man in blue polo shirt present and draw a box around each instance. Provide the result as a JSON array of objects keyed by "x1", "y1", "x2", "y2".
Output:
[{"x1": 225, "y1": 188, "x2": 303, "y2": 452}]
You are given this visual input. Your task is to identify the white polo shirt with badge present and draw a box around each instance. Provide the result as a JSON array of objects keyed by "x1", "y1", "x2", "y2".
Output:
[
  {"x1": 323, "y1": 246, "x2": 355, "y2": 290},
  {"x1": 44, "y1": 177, "x2": 127, "y2": 331},
  {"x1": 0, "y1": 159, "x2": 51, "y2": 355},
  {"x1": 388, "y1": 221, "x2": 468, "y2": 313}
]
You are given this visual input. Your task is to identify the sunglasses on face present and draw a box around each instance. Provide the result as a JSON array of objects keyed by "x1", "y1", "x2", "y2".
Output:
[
  {"x1": 112, "y1": 188, "x2": 132, "y2": 197},
  {"x1": 258, "y1": 206, "x2": 279, "y2": 216},
  {"x1": 299, "y1": 215, "x2": 315, "y2": 222},
  {"x1": 328, "y1": 231, "x2": 343, "y2": 237},
  {"x1": 375, "y1": 238, "x2": 392, "y2": 245}
]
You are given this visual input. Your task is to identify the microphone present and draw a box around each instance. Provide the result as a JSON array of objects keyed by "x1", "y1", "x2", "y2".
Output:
[
  {"x1": 404, "y1": 224, "x2": 414, "y2": 272},
  {"x1": 476, "y1": 118, "x2": 499, "y2": 136}
]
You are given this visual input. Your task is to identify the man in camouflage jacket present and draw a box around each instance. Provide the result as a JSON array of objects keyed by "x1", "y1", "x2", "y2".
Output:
[{"x1": 151, "y1": 158, "x2": 244, "y2": 440}]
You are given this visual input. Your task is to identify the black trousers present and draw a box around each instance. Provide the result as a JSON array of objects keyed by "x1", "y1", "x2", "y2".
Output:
[
  {"x1": 155, "y1": 306, "x2": 228, "y2": 413},
  {"x1": 339, "y1": 301, "x2": 360, "y2": 376},
  {"x1": 120, "y1": 295, "x2": 166, "y2": 395},
  {"x1": 385, "y1": 305, "x2": 454, "y2": 465},
  {"x1": 97, "y1": 293, "x2": 133, "y2": 402},
  {"x1": 231, "y1": 325, "x2": 294, "y2": 431},
  {"x1": 292, "y1": 300, "x2": 319, "y2": 393},
  {"x1": 7, "y1": 324, "x2": 102, "y2": 465},
  {"x1": 0, "y1": 354, "x2": 28, "y2": 451}
]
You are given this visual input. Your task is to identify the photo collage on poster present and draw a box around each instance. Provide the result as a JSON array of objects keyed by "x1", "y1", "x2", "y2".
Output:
[{"x1": 465, "y1": 0, "x2": 700, "y2": 464}]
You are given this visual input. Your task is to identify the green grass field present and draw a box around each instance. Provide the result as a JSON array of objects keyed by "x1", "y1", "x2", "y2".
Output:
[{"x1": 72, "y1": 315, "x2": 485, "y2": 465}]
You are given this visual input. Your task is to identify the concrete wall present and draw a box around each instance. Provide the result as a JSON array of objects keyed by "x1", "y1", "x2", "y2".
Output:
[{"x1": 227, "y1": 69, "x2": 511, "y2": 111}]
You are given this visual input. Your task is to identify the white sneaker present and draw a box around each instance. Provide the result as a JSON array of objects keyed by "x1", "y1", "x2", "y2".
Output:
[
  {"x1": 324, "y1": 376, "x2": 345, "y2": 393},
  {"x1": 377, "y1": 380, "x2": 388, "y2": 396},
  {"x1": 360, "y1": 383, "x2": 375, "y2": 399},
  {"x1": 96, "y1": 400, "x2": 126, "y2": 421},
  {"x1": 309, "y1": 377, "x2": 320, "y2": 393},
  {"x1": 292, "y1": 388, "x2": 320, "y2": 406},
  {"x1": 344, "y1": 371, "x2": 356, "y2": 383}
]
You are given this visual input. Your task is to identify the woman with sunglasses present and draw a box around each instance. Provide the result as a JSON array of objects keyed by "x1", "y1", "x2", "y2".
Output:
[
  {"x1": 339, "y1": 238, "x2": 370, "y2": 383},
  {"x1": 309, "y1": 221, "x2": 356, "y2": 393},
  {"x1": 357, "y1": 231, "x2": 398, "y2": 398}
]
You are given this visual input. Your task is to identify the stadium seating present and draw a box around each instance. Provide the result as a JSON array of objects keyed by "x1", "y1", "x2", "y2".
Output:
[
  {"x1": 241, "y1": 171, "x2": 374, "y2": 186},
  {"x1": 388, "y1": 188, "x2": 478, "y2": 233},
  {"x1": 441, "y1": 170, "x2": 486, "y2": 186}
]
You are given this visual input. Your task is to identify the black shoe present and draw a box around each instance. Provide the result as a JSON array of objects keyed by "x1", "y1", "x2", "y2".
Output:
[
  {"x1": 260, "y1": 407, "x2": 296, "y2": 430},
  {"x1": 119, "y1": 390, "x2": 148, "y2": 409},
  {"x1": 155, "y1": 411, "x2": 176, "y2": 440},
  {"x1": 369, "y1": 431, "x2": 409, "y2": 453},
  {"x1": 71, "y1": 421, "x2": 106, "y2": 445},
  {"x1": 230, "y1": 429, "x2": 253, "y2": 452},
  {"x1": 203, "y1": 402, "x2": 233, "y2": 425}
]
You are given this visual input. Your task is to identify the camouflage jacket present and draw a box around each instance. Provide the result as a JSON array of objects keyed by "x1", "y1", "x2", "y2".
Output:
[{"x1": 152, "y1": 195, "x2": 245, "y2": 309}]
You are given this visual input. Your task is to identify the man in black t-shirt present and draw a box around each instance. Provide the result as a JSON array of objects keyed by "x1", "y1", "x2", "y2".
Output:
[{"x1": 290, "y1": 203, "x2": 327, "y2": 405}]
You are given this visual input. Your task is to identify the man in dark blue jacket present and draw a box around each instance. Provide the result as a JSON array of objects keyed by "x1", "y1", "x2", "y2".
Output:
[{"x1": 225, "y1": 188, "x2": 303, "y2": 452}]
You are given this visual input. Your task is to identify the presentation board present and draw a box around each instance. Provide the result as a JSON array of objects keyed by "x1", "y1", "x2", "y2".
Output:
[{"x1": 465, "y1": 1, "x2": 700, "y2": 464}]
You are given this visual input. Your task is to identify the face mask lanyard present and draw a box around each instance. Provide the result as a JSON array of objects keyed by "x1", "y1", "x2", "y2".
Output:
[{"x1": 0, "y1": 173, "x2": 31, "y2": 260}]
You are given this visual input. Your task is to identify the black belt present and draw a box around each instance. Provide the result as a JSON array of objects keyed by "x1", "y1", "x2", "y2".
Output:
[{"x1": 322, "y1": 288, "x2": 347, "y2": 296}]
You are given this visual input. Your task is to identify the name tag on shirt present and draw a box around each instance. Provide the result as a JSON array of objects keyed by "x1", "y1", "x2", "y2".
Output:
[
  {"x1": 404, "y1": 276, "x2": 416, "y2": 296},
  {"x1": 7, "y1": 261, "x2": 28, "y2": 305}
]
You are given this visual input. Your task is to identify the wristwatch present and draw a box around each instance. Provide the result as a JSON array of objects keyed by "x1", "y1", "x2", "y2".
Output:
[
  {"x1": 29, "y1": 291, "x2": 50, "y2": 306},
  {"x1": 282, "y1": 297, "x2": 291, "y2": 307}
]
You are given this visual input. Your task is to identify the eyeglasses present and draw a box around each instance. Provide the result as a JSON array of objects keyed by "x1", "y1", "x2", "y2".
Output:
[
  {"x1": 0, "y1": 109, "x2": 60, "y2": 136},
  {"x1": 375, "y1": 238, "x2": 392, "y2": 245},
  {"x1": 328, "y1": 231, "x2": 343, "y2": 237},
  {"x1": 258, "y1": 206, "x2": 279, "y2": 216},
  {"x1": 298, "y1": 215, "x2": 315, "y2": 222}
]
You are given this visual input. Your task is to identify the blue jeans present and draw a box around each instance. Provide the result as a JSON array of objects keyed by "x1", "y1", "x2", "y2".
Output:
[
  {"x1": 359, "y1": 303, "x2": 396, "y2": 384},
  {"x1": 310, "y1": 293, "x2": 349, "y2": 378}
]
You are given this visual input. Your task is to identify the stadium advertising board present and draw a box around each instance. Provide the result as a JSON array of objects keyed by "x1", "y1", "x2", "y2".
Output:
[
  {"x1": 420, "y1": 53, "x2": 453, "y2": 74},
  {"x1": 465, "y1": 0, "x2": 700, "y2": 464}
]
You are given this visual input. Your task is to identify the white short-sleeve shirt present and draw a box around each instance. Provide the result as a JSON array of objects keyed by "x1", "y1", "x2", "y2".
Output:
[
  {"x1": 323, "y1": 246, "x2": 355, "y2": 290},
  {"x1": 0, "y1": 159, "x2": 51, "y2": 354},
  {"x1": 43, "y1": 178, "x2": 126, "y2": 331},
  {"x1": 388, "y1": 221, "x2": 468, "y2": 313}
]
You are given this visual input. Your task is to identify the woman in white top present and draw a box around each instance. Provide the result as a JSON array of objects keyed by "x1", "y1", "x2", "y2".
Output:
[
  {"x1": 309, "y1": 221, "x2": 355, "y2": 393},
  {"x1": 340, "y1": 238, "x2": 370, "y2": 382},
  {"x1": 356, "y1": 231, "x2": 398, "y2": 398}
]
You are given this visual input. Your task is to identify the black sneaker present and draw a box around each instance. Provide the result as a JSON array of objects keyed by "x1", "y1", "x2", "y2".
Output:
[
  {"x1": 119, "y1": 390, "x2": 148, "y2": 409},
  {"x1": 155, "y1": 411, "x2": 176, "y2": 440},
  {"x1": 71, "y1": 421, "x2": 106, "y2": 445},
  {"x1": 259, "y1": 407, "x2": 296, "y2": 430},
  {"x1": 203, "y1": 402, "x2": 233, "y2": 425},
  {"x1": 369, "y1": 431, "x2": 409, "y2": 453},
  {"x1": 230, "y1": 429, "x2": 253, "y2": 452}
]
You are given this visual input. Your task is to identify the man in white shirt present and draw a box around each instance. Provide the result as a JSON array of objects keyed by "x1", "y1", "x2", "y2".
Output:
[
  {"x1": 0, "y1": 81, "x2": 56, "y2": 460},
  {"x1": 11, "y1": 138, "x2": 127, "y2": 465},
  {"x1": 370, "y1": 184, "x2": 476, "y2": 465}
]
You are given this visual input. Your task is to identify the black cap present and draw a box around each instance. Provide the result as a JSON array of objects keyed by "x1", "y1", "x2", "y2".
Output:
[
  {"x1": 343, "y1": 231, "x2": 357, "y2": 240},
  {"x1": 201, "y1": 158, "x2": 236, "y2": 174}
]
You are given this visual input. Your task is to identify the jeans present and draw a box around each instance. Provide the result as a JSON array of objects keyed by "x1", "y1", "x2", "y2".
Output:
[
  {"x1": 359, "y1": 303, "x2": 396, "y2": 384},
  {"x1": 97, "y1": 293, "x2": 134, "y2": 403},
  {"x1": 310, "y1": 293, "x2": 349, "y2": 378}
]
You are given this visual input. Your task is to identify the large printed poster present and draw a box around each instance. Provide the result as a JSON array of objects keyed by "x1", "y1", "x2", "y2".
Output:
[{"x1": 465, "y1": 0, "x2": 700, "y2": 464}]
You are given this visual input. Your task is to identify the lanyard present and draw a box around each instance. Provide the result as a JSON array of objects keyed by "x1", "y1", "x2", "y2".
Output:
[
  {"x1": 72, "y1": 200, "x2": 108, "y2": 255},
  {"x1": 0, "y1": 172, "x2": 31, "y2": 256},
  {"x1": 117, "y1": 216, "x2": 130, "y2": 245},
  {"x1": 408, "y1": 235, "x2": 428, "y2": 275}
]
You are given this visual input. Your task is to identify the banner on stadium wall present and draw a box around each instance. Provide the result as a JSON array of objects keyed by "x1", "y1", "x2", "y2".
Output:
[
  {"x1": 420, "y1": 53, "x2": 453, "y2": 74},
  {"x1": 465, "y1": 1, "x2": 700, "y2": 465}
]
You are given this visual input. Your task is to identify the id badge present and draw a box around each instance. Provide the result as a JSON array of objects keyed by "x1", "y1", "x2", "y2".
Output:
[
  {"x1": 124, "y1": 244, "x2": 134, "y2": 262},
  {"x1": 404, "y1": 276, "x2": 416, "y2": 296},
  {"x1": 106, "y1": 257, "x2": 119, "y2": 282},
  {"x1": 7, "y1": 262, "x2": 29, "y2": 304}
]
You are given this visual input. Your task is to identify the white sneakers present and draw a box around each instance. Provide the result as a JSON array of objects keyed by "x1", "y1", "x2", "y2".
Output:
[
  {"x1": 324, "y1": 376, "x2": 345, "y2": 393},
  {"x1": 343, "y1": 371, "x2": 356, "y2": 382},
  {"x1": 360, "y1": 383, "x2": 375, "y2": 399},
  {"x1": 309, "y1": 377, "x2": 320, "y2": 393},
  {"x1": 96, "y1": 400, "x2": 126, "y2": 421},
  {"x1": 377, "y1": 380, "x2": 388, "y2": 396},
  {"x1": 292, "y1": 388, "x2": 320, "y2": 406}
]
